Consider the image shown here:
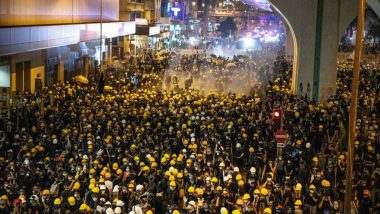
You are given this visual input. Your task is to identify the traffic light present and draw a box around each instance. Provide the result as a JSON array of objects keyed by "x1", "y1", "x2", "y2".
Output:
[{"x1": 273, "y1": 109, "x2": 281, "y2": 121}]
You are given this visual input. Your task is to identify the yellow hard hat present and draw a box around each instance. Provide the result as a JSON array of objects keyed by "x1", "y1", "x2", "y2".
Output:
[
  {"x1": 177, "y1": 172, "x2": 183, "y2": 179},
  {"x1": 169, "y1": 181, "x2": 176, "y2": 187},
  {"x1": 92, "y1": 187, "x2": 100, "y2": 194},
  {"x1": 170, "y1": 160, "x2": 176, "y2": 166},
  {"x1": 312, "y1": 157, "x2": 318, "y2": 162},
  {"x1": 146, "y1": 211, "x2": 153, "y2": 214},
  {"x1": 161, "y1": 157, "x2": 167, "y2": 163},
  {"x1": 232, "y1": 210, "x2": 241, "y2": 214},
  {"x1": 73, "y1": 182, "x2": 80, "y2": 190},
  {"x1": 216, "y1": 186, "x2": 223, "y2": 191},
  {"x1": 309, "y1": 184, "x2": 316, "y2": 189},
  {"x1": 242, "y1": 193, "x2": 251, "y2": 200},
  {"x1": 89, "y1": 168, "x2": 96, "y2": 174},
  {"x1": 117, "y1": 169, "x2": 123, "y2": 175},
  {"x1": 236, "y1": 199, "x2": 243, "y2": 205},
  {"x1": 1, "y1": 195, "x2": 9, "y2": 201},
  {"x1": 54, "y1": 198, "x2": 61, "y2": 205},
  {"x1": 235, "y1": 174, "x2": 242, "y2": 181},
  {"x1": 211, "y1": 177, "x2": 218, "y2": 183},
  {"x1": 254, "y1": 189, "x2": 260, "y2": 194},
  {"x1": 112, "y1": 163, "x2": 119, "y2": 170},
  {"x1": 172, "y1": 168, "x2": 179, "y2": 176},
  {"x1": 79, "y1": 204, "x2": 88, "y2": 211},
  {"x1": 188, "y1": 186, "x2": 195, "y2": 193},
  {"x1": 68, "y1": 197, "x2": 75, "y2": 206},
  {"x1": 264, "y1": 208, "x2": 272, "y2": 214},
  {"x1": 105, "y1": 172, "x2": 111, "y2": 179},
  {"x1": 42, "y1": 189, "x2": 50, "y2": 195},
  {"x1": 88, "y1": 183, "x2": 95, "y2": 190},
  {"x1": 294, "y1": 200, "x2": 302, "y2": 206},
  {"x1": 196, "y1": 188, "x2": 204, "y2": 195},
  {"x1": 172, "y1": 210, "x2": 180, "y2": 214},
  {"x1": 322, "y1": 179, "x2": 330, "y2": 187},
  {"x1": 238, "y1": 180, "x2": 245, "y2": 186},
  {"x1": 260, "y1": 188, "x2": 268, "y2": 196},
  {"x1": 249, "y1": 147, "x2": 254, "y2": 153}
]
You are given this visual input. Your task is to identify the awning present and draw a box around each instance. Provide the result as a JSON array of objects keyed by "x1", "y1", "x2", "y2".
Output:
[
  {"x1": 135, "y1": 25, "x2": 161, "y2": 36},
  {"x1": 0, "y1": 21, "x2": 136, "y2": 56}
]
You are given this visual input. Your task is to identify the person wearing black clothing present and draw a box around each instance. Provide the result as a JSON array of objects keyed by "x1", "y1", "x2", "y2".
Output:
[{"x1": 98, "y1": 73, "x2": 105, "y2": 94}]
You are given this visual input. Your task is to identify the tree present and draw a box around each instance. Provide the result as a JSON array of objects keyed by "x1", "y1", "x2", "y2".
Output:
[{"x1": 217, "y1": 17, "x2": 237, "y2": 38}]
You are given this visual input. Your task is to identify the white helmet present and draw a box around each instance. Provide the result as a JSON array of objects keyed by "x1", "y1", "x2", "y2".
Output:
[
  {"x1": 114, "y1": 207, "x2": 122, "y2": 214},
  {"x1": 106, "y1": 208, "x2": 114, "y2": 214},
  {"x1": 233, "y1": 167, "x2": 240, "y2": 173},
  {"x1": 250, "y1": 167, "x2": 256, "y2": 174}
]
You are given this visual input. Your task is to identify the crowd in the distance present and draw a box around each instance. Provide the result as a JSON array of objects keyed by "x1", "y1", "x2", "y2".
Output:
[{"x1": 0, "y1": 49, "x2": 379, "y2": 214}]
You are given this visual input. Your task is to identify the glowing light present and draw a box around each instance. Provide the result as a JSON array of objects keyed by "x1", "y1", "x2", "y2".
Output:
[
  {"x1": 242, "y1": 37, "x2": 254, "y2": 48},
  {"x1": 171, "y1": 7, "x2": 181, "y2": 16},
  {"x1": 263, "y1": 33, "x2": 280, "y2": 43},
  {"x1": 189, "y1": 37, "x2": 199, "y2": 45},
  {"x1": 274, "y1": 111, "x2": 280, "y2": 117}
]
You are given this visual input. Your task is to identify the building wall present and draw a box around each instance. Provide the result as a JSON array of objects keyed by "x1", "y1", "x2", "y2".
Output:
[
  {"x1": 0, "y1": 0, "x2": 119, "y2": 26},
  {"x1": 119, "y1": 0, "x2": 160, "y2": 23},
  {"x1": 10, "y1": 50, "x2": 46, "y2": 92}
]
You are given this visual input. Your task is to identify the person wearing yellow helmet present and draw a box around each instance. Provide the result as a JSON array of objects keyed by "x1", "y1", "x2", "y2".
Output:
[{"x1": 263, "y1": 207, "x2": 272, "y2": 214}]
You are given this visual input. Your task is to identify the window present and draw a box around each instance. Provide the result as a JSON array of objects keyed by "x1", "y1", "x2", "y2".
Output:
[{"x1": 130, "y1": 11, "x2": 142, "y2": 21}]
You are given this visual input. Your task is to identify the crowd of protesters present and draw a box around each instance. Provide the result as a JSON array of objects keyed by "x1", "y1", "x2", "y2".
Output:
[{"x1": 0, "y1": 48, "x2": 379, "y2": 214}]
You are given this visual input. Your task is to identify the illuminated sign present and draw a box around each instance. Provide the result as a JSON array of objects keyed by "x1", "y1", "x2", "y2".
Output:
[
  {"x1": 135, "y1": 18, "x2": 148, "y2": 25},
  {"x1": 171, "y1": 7, "x2": 181, "y2": 16},
  {"x1": 0, "y1": 65, "x2": 10, "y2": 87},
  {"x1": 149, "y1": 26, "x2": 160, "y2": 36}
]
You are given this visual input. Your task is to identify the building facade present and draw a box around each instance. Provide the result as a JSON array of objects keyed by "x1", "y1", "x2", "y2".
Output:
[{"x1": 0, "y1": 0, "x2": 136, "y2": 95}]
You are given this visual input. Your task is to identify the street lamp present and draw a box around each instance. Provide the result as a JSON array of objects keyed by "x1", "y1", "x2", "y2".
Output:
[{"x1": 192, "y1": 1, "x2": 196, "y2": 6}]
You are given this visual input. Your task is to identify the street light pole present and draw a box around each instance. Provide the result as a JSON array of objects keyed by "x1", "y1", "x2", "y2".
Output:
[
  {"x1": 344, "y1": 0, "x2": 365, "y2": 213},
  {"x1": 99, "y1": 0, "x2": 103, "y2": 74}
]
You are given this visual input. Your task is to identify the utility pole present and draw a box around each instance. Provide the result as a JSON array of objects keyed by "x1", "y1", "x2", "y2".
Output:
[
  {"x1": 344, "y1": 0, "x2": 365, "y2": 213},
  {"x1": 203, "y1": 0, "x2": 209, "y2": 50},
  {"x1": 99, "y1": 0, "x2": 103, "y2": 74}
]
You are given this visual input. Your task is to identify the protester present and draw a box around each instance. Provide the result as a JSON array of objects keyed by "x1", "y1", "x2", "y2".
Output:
[{"x1": 0, "y1": 48, "x2": 378, "y2": 214}]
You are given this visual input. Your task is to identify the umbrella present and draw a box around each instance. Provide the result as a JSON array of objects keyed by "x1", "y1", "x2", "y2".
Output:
[{"x1": 74, "y1": 75, "x2": 89, "y2": 84}]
